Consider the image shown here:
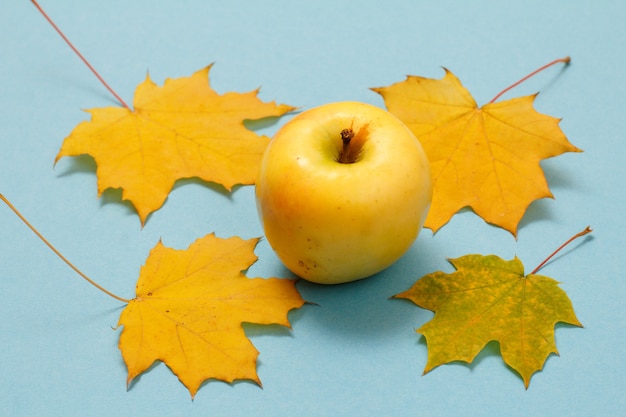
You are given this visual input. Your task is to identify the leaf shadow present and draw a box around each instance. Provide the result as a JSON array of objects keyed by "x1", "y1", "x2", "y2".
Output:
[
  {"x1": 517, "y1": 161, "x2": 582, "y2": 233},
  {"x1": 517, "y1": 198, "x2": 556, "y2": 231},
  {"x1": 555, "y1": 321, "x2": 584, "y2": 331},
  {"x1": 55, "y1": 154, "x2": 97, "y2": 177},
  {"x1": 533, "y1": 234, "x2": 594, "y2": 273},
  {"x1": 99, "y1": 188, "x2": 141, "y2": 217},
  {"x1": 198, "y1": 376, "x2": 262, "y2": 394},
  {"x1": 123, "y1": 355, "x2": 264, "y2": 397},
  {"x1": 533, "y1": 61, "x2": 572, "y2": 98},
  {"x1": 243, "y1": 305, "x2": 312, "y2": 339},
  {"x1": 55, "y1": 155, "x2": 138, "y2": 216},
  {"x1": 243, "y1": 114, "x2": 290, "y2": 133},
  {"x1": 171, "y1": 177, "x2": 240, "y2": 200},
  {"x1": 125, "y1": 361, "x2": 159, "y2": 393},
  {"x1": 54, "y1": 154, "x2": 248, "y2": 222},
  {"x1": 243, "y1": 106, "x2": 301, "y2": 133},
  {"x1": 416, "y1": 336, "x2": 504, "y2": 370},
  {"x1": 540, "y1": 160, "x2": 580, "y2": 191}
]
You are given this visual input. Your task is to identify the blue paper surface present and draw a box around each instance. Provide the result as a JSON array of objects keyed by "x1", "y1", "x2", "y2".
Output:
[{"x1": 1, "y1": 1, "x2": 625, "y2": 416}]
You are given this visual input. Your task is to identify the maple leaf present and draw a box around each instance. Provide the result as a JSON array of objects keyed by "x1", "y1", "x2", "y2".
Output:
[
  {"x1": 55, "y1": 65, "x2": 295, "y2": 225},
  {"x1": 117, "y1": 233, "x2": 305, "y2": 398},
  {"x1": 395, "y1": 250, "x2": 584, "y2": 388},
  {"x1": 372, "y1": 58, "x2": 581, "y2": 235}
]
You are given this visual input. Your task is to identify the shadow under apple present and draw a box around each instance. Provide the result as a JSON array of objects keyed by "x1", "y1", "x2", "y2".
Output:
[{"x1": 289, "y1": 236, "x2": 441, "y2": 343}]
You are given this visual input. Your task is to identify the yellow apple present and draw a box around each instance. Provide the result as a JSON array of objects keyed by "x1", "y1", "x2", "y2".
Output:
[{"x1": 255, "y1": 101, "x2": 432, "y2": 284}]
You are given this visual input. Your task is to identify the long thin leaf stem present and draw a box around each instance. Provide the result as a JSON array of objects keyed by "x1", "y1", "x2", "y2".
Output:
[
  {"x1": 530, "y1": 226, "x2": 592, "y2": 275},
  {"x1": 0, "y1": 194, "x2": 131, "y2": 303},
  {"x1": 31, "y1": 0, "x2": 131, "y2": 110},
  {"x1": 488, "y1": 56, "x2": 571, "y2": 104}
]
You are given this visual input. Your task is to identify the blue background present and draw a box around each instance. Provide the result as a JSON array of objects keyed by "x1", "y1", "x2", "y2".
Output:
[{"x1": 1, "y1": 1, "x2": 624, "y2": 416}]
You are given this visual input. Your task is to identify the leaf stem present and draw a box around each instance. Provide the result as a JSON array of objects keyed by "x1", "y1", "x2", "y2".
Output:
[
  {"x1": 31, "y1": 0, "x2": 131, "y2": 110},
  {"x1": 0, "y1": 194, "x2": 131, "y2": 303},
  {"x1": 530, "y1": 226, "x2": 592, "y2": 275},
  {"x1": 488, "y1": 56, "x2": 571, "y2": 104}
]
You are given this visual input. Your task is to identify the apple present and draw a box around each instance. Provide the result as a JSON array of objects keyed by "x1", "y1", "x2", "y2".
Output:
[{"x1": 255, "y1": 101, "x2": 432, "y2": 284}]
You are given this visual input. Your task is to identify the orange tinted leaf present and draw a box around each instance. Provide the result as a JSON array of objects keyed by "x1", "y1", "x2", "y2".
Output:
[
  {"x1": 373, "y1": 68, "x2": 581, "y2": 235},
  {"x1": 56, "y1": 65, "x2": 295, "y2": 224},
  {"x1": 395, "y1": 254, "x2": 582, "y2": 388},
  {"x1": 117, "y1": 234, "x2": 305, "y2": 398}
]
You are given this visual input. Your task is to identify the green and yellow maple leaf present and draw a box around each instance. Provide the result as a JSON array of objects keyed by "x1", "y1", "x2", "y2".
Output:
[{"x1": 395, "y1": 254, "x2": 582, "y2": 388}]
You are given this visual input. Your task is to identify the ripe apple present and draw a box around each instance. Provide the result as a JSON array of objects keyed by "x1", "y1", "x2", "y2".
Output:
[{"x1": 255, "y1": 101, "x2": 432, "y2": 284}]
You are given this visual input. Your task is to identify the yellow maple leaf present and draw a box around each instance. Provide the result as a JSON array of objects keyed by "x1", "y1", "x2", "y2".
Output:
[
  {"x1": 56, "y1": 65, "x2": 295, "y2": 225},
  {"x1": 117, "y1": 233, "x2": 305, "y2": 398},
  {"x1": 395, "y1": 253, "x2": 583, "y2": 388},
  {"x1": 373, "y1": 62, "x2": 581, "y2": 235}
]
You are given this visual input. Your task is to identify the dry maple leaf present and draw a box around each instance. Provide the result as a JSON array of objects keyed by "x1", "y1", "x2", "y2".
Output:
[
  {"x1": 1, "y1": 193, "x2": 305, "y2": 398},
  {"x1": 117, "y1": 233, "x2": 305, "y2": 398},
  {"x1": 372, "y1": 58, "x2": 581, "y2": 235},
  {"x1": 55, "y1": 65, "x2": 295, "y2": 225},
  {"x1": 394, "y1": 227, "x2": 591, "y2": 388}
]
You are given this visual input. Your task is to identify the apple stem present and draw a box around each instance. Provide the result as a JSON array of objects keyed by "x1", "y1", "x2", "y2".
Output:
[
  {"x1": 0, "y1": 193, "x2": 131, "y2": 304},
  {"x1": 529, "y1": 226, "x2": 592, "y2": 275},
  {"x1": 338, "y1": 128, "x2": 355, "y2": 164},
  {"x1": 488, "y1": 56, "x2": 571, "y2": 104},
  {"x1": 31, "y1": 0, "x2": 131, "y2": 110},
  {"x1": 337, "y1": 124, "x2": 370, "y2": 164}
]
